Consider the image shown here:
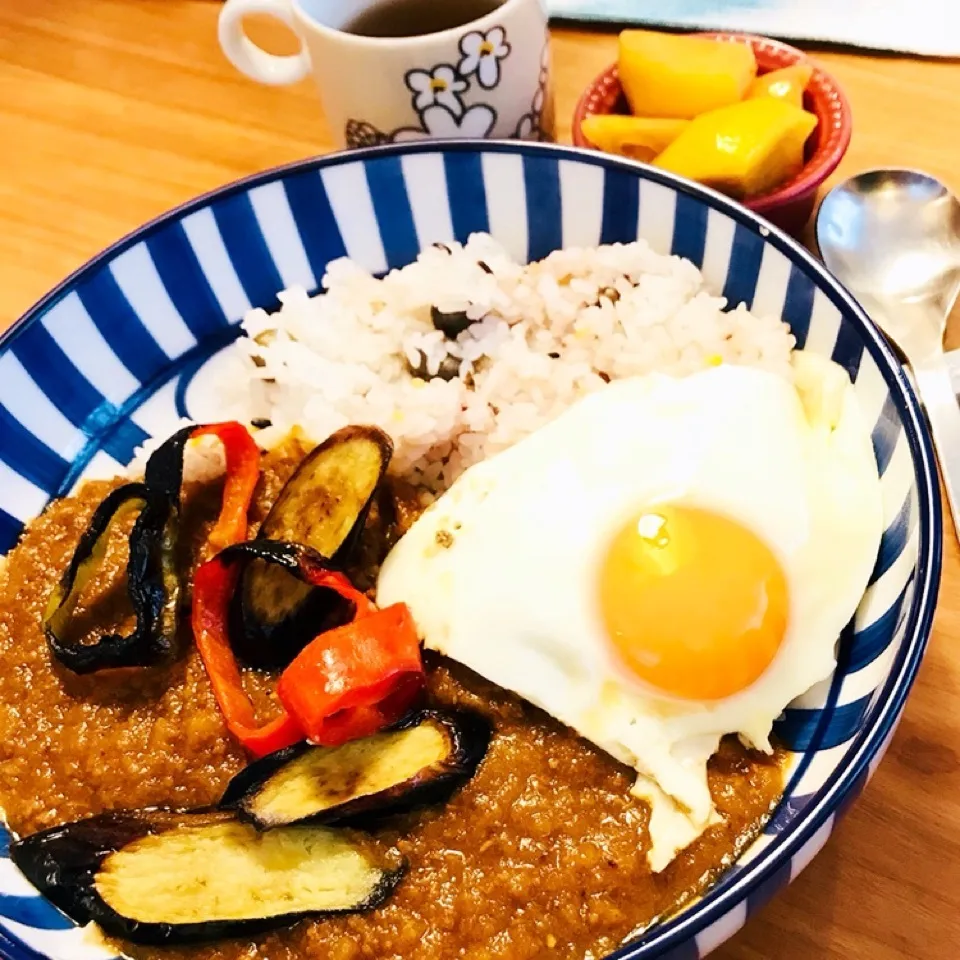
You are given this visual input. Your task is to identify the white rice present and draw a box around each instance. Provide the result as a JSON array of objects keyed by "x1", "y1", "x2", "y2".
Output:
[{"x1": 134, "y1": 234, "x2": 795, "y2": 490}]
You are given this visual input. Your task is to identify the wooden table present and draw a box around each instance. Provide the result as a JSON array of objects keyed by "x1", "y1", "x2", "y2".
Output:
[{"x1": 1, "y1": 2, "x2": 959, "y2": 957}]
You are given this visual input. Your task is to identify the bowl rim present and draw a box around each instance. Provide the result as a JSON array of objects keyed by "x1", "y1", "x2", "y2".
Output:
[
  {"x1": 0, "y1": 140, "x2": 941, "y2": 960},
  {"x1": 571, "y1": 31, "x2": 854, "y2": 215}
]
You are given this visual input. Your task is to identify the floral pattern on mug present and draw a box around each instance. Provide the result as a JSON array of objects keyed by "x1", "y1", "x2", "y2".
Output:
[
  {"x1": 404, "y1": 64, "x2": 468, "y2": 116},
  {"x1": 393, "y1": 103, "x2": 496, "y2": 141},
  {"x1": 457, "y1": 26, "x2": 511, "y2": 89},
  {"x1": 342, "y1": 25, "x2": 550, "y2": 148}
]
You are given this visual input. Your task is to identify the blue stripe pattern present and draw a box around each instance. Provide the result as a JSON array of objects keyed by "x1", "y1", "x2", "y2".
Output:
[
  {"x1": 777, "y1": 695, "x2": 873, "y2": 752},
  {"x1": 363, "y1": 156, "x2": 420, "y2": 270},
  {"x1": 0, "y1": 928, "x2": 69, "y2": 960},
  {"x1": 444, "y1": 152, "x2": 490, "y2": 240},
  {"x1": 211, "y1": 193, "x2": 285, "y2": 309},
  {"x1": 600, "y1": 170, "x2": 640, "y2": 246},
  {"x1": 522, "y1": 154, "x2": 562, "y2": 262},
  {"x1": 0, "y1": 407, "x2": 67, "y2": 493},
  {"x1": 0, "y1": 897, "x2": 72, "y2": 932},
  {"x1": 871, "y1": 495, "x2": 912, "y2": 585},
  {"x1": 147, "y1": 226, "x2": 232, "y2": 337},
  {"x1": 100, "y1": 417, "x2": 151, "y2": 467},
  {"x1": 721, "y1": 222, "x2": 765, "y2": 308},
  {"x1": 671, "y1": 192, "x2": 708, "y2": 267},
  {"x1": 11, "y1": 324, "x2": 114, "y2": 437},
  {"x1": 0, "y1": 144, "x2": 938, "y2": 960},
  {"x1": 282, "y1": 171, "x2": 348, "y2": 289},
  {"x1": 847, "y1": 577, "x2": 916, "y2": 672},
  {"x1": 8, "y1": 320, "x2": 149, "y2": 472},
  {"x1": 872, "y1": 393, "x2": 902, "y2": 477},
  {"x1": 74, "y1": 270, "x2": 167, "y2": 384},
  {"x1": 831, "y1": 312, "x2": 865, "y2": 380},
  {"x1": 782, "y1": 266, "x2": 816, "y2": 348}
]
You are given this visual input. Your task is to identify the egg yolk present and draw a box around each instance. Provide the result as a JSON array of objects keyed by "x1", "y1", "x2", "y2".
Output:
[{"x1": 598, "y1": 505, "x2": 788, "y2": 700}]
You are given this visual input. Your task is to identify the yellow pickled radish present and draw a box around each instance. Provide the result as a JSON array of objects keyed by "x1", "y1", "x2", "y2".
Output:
[
  {"x1": 580, "y1": 116, "x2": 689, "y2": 162},
  {"x1": 652, "y1": 98, "x2": 818, "y2": 199},
  {"x1": 747, "y1": 64, "x2": 814, "y2": 108},
  {"x1": 618, "y1": 30, "x2": 757, "y2": 119}
]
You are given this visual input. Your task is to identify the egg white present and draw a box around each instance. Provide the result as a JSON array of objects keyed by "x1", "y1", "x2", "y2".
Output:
[{"x1": 377, "y1": 358, "x2": 883, "y2": 869}]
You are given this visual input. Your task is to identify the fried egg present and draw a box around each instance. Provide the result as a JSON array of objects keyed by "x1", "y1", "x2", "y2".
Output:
[{"x1": 377, "y1": 356, "x2": 883, "y2": 869}]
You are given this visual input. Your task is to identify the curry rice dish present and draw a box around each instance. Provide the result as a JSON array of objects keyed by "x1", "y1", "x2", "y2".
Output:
[{"x1": 0, "y1": 237, "x2": 883, "y2": 960}]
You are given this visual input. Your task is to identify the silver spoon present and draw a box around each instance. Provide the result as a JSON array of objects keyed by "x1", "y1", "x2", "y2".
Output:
[{"x1": 816, "y1": 168, "x2": 960, "y2": 535}]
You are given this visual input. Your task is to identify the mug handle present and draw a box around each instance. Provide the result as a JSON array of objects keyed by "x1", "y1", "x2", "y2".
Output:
[{"x1": 218, "y1": 0, "x2": 311, "y2": 86}]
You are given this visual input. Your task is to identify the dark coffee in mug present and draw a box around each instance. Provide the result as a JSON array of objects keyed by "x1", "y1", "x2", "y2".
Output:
[
  {"x1": 219, "y1": 0, "x2": 551, "y2": 149},
  {"x1": 344, "y1": 0, "x2": 504, "y2": 38}
]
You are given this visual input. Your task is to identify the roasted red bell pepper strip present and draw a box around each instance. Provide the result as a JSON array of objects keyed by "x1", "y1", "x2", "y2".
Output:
[
  {"x1": 189, "y1": 422, "x2": 260, "y2": 551},
  {"x1": 192, "y1": 554, "x2": 304, "y2": 758},
  {"x1": 192, "y1": 540, "x2": 422, "y2": 756},
  {"x1": 278, "y1": 602, "x2": 424, "y2": 748},
  {"x1": 184, "y1": 424, "x2": 299, "y2": 758}
]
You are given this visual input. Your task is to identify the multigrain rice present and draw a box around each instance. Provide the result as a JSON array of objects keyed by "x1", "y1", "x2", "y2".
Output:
[{"x1": 142, "y1": 234, "x2": 796, "y2": 491}]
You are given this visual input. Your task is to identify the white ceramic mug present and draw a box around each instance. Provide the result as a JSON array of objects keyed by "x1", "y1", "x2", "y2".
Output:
[{"x1": 218, "y1": 0, "x2": 553, "y2": 149}]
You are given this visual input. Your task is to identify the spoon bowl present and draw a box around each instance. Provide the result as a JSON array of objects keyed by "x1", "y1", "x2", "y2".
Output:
[
  {"x1": 817, "y1": 168, "x2": 960, "y2": 536},
  {"x1": 818, "y1": 170, "x2": 960, "y2": 341}
]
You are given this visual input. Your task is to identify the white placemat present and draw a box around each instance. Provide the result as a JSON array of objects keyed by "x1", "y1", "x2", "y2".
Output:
[{"x1": 546, "y1": 0, "x2": 960, "y2": 57}]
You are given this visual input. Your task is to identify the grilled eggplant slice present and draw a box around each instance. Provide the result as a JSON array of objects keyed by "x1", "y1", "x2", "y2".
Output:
[
  {"x1": 237, "y1": 425, "x2": 393, "y2": 668},
  {"x1": 11, "y1": 808, "x2": 405, "y2": 946},
  {"x1": 221, "y1": 709, "x2": 491, "y2": 829},
  {"x1": 43, "y1": 482, "x2": 181, "y2": 674}
]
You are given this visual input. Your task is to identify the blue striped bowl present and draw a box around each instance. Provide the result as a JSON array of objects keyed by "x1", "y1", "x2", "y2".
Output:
[{"x1": 0, "y1": 142, "x2": 940, "y2": 960}]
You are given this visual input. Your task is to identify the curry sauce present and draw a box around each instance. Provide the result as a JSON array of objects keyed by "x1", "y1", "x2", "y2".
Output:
[{"x1": 0, "y1": 443, "x2": 784, "y2": 960}]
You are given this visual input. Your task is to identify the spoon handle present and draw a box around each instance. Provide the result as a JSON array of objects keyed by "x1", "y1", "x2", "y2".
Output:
[{"x1": 914, "y1": 359, "x2": 960, "y2": 540}]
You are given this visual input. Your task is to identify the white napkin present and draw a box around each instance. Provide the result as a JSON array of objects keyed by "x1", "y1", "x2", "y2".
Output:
[{"x1": 547, "y1": 0, "x2": 960, "y2": 57}]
